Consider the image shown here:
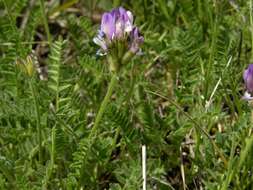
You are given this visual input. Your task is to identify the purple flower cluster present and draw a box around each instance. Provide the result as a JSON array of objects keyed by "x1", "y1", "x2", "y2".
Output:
[
  {"x1": 93, "y1": 7, "x2": 144, "y2": 56},
  {"x1": 243, "y1": 64, "x2": 253, "y2": 100}
]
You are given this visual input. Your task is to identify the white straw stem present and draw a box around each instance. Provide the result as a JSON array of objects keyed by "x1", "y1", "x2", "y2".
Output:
[{"x1": 205, "y1": 56, "x2": 232, "y2": 110}]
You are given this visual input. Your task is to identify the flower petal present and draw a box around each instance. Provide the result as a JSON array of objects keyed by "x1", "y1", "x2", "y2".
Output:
[
  {"x1": 93, "y1": 36, "x2": 107, "y2": 50},
  {"x1": 130, "y1": 27, "x2": 144, "y2": 53},
  {"x1": 124, "y1": 11, "x2": 134, "y2": 33},
  {"x1": 242, "y1": 91, "x2": 253, "y2": 101},
  {"x1": 101, "y1": 13, "x2": 115, "y2": 40},
  {"x1": 244, "y1": 64, "x2": 253, "y2": 92}
]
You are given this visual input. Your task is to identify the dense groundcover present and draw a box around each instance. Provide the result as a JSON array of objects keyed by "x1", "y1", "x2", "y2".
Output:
[{"x1": 1, "y1": 0, "x2": 253, "y2": 189}]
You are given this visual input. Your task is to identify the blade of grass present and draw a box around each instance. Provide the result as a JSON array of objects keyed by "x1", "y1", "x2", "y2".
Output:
[
  {"x1": 146, "y1": 90, "x2": 228, "y2": 168},
  {"x1": 39, "y1": 0, "x2": 52, "y2": 48}
]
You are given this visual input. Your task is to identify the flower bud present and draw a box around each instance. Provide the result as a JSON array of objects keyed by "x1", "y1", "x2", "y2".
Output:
[{"x1": 16, "y1": 54, "x2": 35, "y2": 77}]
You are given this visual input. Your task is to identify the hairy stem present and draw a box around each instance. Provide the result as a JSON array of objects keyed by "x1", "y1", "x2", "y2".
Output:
[
  {"x1": 89, "y1": 74, "x2": 117, "y2": 139},
  {"x1": 30, "y1": 79, "x2": 42, "y2": 163},
  {"x1": 42, "y1": 126, "x2": 56, "y2": 190},
  {"x1": 79, "y1": 74, "x2": 117, "y2": 188}
]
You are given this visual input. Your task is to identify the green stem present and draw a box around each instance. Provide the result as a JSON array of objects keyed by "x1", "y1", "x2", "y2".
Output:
[
  {"x1": 42, "y1": 126, "x2": 55, "y2": 190},
  {"x1": 113, "y1": 0, "x2": 121, "y2": 7},
  {"x1": 221, "y1": 134, "x2": 236, "y2": 190},
  {"x1": 29, "y1": 79, "x2": 42, "y2": 163},
  {"x1": 111, "y1": 127, "x2": 120, "y2": 156},
  {"x1": 89, "y1": 74, "x2": 117, "y2": 139},
  {"x1": 51, "y1": 127, "x2": 56, "y2": 167},
  {"x1": 39, "y1": 0, "x2": 52, "y2": 48},
  {"x1": 112, "y1": 127, "x2": 120, "y2": 149},
  {"x1": 79, "y1": 74, "x2": 117, "y2": 188},
  {"x1": 204, "y1": 15, "x2": 217, "y2": 101},
  {"x1": 103, "y1": 126, "x2": 121, "y2": 165}
]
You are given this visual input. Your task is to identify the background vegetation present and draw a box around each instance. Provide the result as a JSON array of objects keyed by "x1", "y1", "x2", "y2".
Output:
[{"x1": 0, "y1": 0, "x2": 253, "y2": 189}]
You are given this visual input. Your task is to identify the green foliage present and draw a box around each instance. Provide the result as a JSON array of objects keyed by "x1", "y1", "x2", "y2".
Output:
[{"x1": 1, "y1": 0, "x2": 253, "y2": 189}]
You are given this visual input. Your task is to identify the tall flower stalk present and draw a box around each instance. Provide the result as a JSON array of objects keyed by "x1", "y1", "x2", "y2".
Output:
[
  {"x1": 16, "y1": 55, "x2": 43, "y2": 163},
  {"x1": 90, "y1": 7, "x2": 144, "y2": 139},
  {"x1": 30, "y1": 79, "x2": 42, "y2": 163},
  {"x1": 88, "y1": 74, "x2": 117, "y2": 139}
]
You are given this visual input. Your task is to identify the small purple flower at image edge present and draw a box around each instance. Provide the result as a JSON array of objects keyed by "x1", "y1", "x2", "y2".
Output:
[{"x1": 243, "y1": 64, "x2": 253, "y2": 101}]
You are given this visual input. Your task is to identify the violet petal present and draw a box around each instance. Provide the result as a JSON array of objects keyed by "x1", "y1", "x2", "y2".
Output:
[
  {"x1": 101, "y1": 13, "x2": 116, "y2": 40},
  {"x1": 244, "y1": 64, "x2": 253, "y2": 92}
]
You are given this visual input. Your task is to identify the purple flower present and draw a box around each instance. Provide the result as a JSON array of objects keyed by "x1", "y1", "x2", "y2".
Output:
[
  {"x1": 130, "y1": 27, "x2": 144, "y2": 53},
  {"x1": 93, "y1": 7, "x2": 143, "y2": 57},
  {"x1": 114, "y1": 7, "x2": 133, "y2": 37},
  {"x1": 243, "y1": 64, "x2": 253, "y2": 93},
  {"x1": 101, "y1": 13, "x2": 115, "y2": 40}
]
